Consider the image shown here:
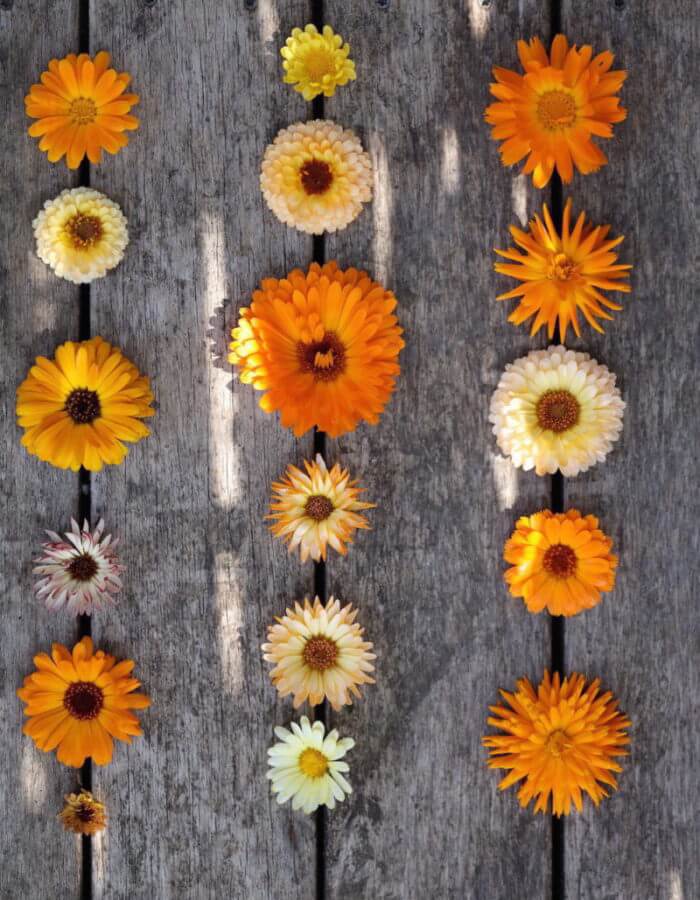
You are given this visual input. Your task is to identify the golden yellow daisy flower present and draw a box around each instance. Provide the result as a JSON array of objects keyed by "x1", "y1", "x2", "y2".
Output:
[
  {"x1": 262, "y1": 596, "x2": 375, "y2": 710},
  {"x1": 229, "y1": 261, "x2": 404, "y2": 438},
  {"x1": 25, "y1": 51, "x2": 139, "y2": 169},
  {"x1": 58, "y1": 790, "x2": 107, "y2": 835},
  {"x1": 504, "y1": 509, "x2": 617, "y2": 617},
  {"x1": 17, "y1": 336, "x2": 155, "y2": 472},
  {"x1": 484, "y1": 670, "x2": 631, "y2": 816},
  {"x1": 268, "y1": 454, "x2": 375, "y2": 564},
  {"x1": 281, "y1": 24, "x2": 356, "y2": 101},
  {"x1": 260, "y1": 120, "x2": 372, "y2": 234},
  {"x1": 495, "y1": 199, "x2": 631, "y2": 339},
  {"x1": 485, "y1": 34, "x2": 627, "y2": 187},
  {"x1": 17, "y1": 636, "x2": 151, "y2": 768}
]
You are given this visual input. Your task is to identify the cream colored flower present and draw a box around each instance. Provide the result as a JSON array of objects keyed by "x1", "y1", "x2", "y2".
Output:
[
  {"x1": 33, "y1": 187, "x2": 128, "y2": 284},
  {"x1": 260, "y1": 120, "x2": 372, "y2": 234},
  {"x1": 490, "y1": 345, "x2": 624, "y2": 477}
]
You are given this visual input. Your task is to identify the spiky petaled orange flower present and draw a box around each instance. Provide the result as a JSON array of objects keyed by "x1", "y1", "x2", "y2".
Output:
[
  {"x1": 17, "y1": 636, "x2": 150, "y2": 768},
  {"x1": 58, "y1": 790, "x2": 107, "y2": 835},
  {"x1": 229, "y1": 262, "x2": 404, "y2": 438},
  {"x1": 485, "y1": 35, "x2": 627, "y2": 188},
  {"x1": 503, "y1": 509, "x2": 617, "y2": 617},
  {"x1": 268, "y1": 454, "x2": 374, "y2": 564},
  {"x1": 25, "y1": 52, "x2": 139, "y2": 169},
  {"x1": 484, "y1": 670, "x2": 631, "y2": 816},
  {"x1": 495, "y1": 199, "x2": 631, "y2": 339}
]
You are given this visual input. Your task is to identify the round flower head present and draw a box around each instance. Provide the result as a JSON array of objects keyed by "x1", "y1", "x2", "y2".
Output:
[
  {"x1": 268, "y1": 454, "x2": 374, "y2": 563},
  {"x1": 485, "y1": 34, "x2": 627, "y2": 187},
  {"x1": 484, "y1": 670, "x2": 631, "y2": 815},
  {"x1": 25, "y1": 51, "x2": 139, "y2": 169},
  {"x1": 489, "y1": 345, "x2": 624, "y2": 477},
  {"x1": 281, "y1": 24, "x2": 356, "y2": 101},
  {"x1": 267, "y1": 716, "x2": 354, "y2": 814},
  {"x1": 495, "y1": 199, "x2": 631, "y2": 339},
  {"x1": 504, "y1": 509, "x2": 617, "y2": 616},
  {"x1": 33, "y1": 518, "x2": 124, "y2": 616},
  {"x1": 58, "y1": 790, "x2": 107, "y2": 835},
  {"x1": 262, "y1": 596, "x2": 375, "y2": 710},
  {"x1": 17, "y1": 336, "x2": 155, "y2": 472},
  {"x1": 260, "y1": 120, "x2": 372, "y2": 234},
  {"x1": 17, "y1": 636, "x2": 151, "y2": 768},
  {"x1": 229, "y1": 261, "x2": 404, "y2": 437},
  {"x1": 34, "y1": 188, "x2": 128, "y2": 285}
]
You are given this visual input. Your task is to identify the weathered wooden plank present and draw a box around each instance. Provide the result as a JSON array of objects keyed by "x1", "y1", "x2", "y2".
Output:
[
  {"x1": 89, "y1": 1, "x2": 317, "y2": 896},
  {"x1": 322, "y1": 3, "x2": 553, "y2": 897},
  {"x1": 559, "y1": 4, "x2": 699, "y2": 898},
  {"x1": 0, "y1": 2, "x2": 82, "y2": 896}
]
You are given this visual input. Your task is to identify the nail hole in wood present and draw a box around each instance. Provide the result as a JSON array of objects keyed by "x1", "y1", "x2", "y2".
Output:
[
  {"x1": 614, "y1": 0, "x2": 625, "y2": 8},
  {"x1": 480, "y1": 0, "x2": 492, "y2": 7},
  {"x1": 244, "y1": 0, "x2": 257, "y2": 9},
  {"x1": 376, "y1": 0, "x2": 390, "y2": 9},
  {"x1": 0, "y1": 0, "x2": 14, "y2": 10}
]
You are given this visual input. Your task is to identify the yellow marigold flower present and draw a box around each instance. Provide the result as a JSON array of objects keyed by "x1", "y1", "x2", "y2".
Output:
[
  {"x1": 34, "y1": 188, "x2": 128, "y2": 284},
  {"x1": 268, "y1": 454, "x2": 374, "y2": 564},
  {"x1": 17, "y1": 636, "x2": 151, "y2": 768},
  {"x1": 17, "y1": 336, "x2": 154, "y2": 472},
  {"x1": 281, "y1": 24, "x2": 356, "y2": 101},
  {"x1": 229, "y1": 261, "x2": 403, "y2": 437},
  {"x1": 485, "y1": 34, "x2": 627, "y2": 187},
  {"x1": 484, "y1": 670, "x2": 631, "y2": 816},
  {"x1": 503, "y1": 509, "x2": 617, "y2": 617},
  {"x1": 25, "y1": 51, "x2": 139, "y2": 169},
  {"x1": 58, "y1": 790, "x2": 107, "y2": 835},
  {"x1": 262, "y1": 596, "x2": 375, "y2": 710},
  {"x1": 495, "y1": 199, "x2": 631, "y2": 339},
  {"x1": 260, "y1": 120, "x2": 372, "y2": 234}
]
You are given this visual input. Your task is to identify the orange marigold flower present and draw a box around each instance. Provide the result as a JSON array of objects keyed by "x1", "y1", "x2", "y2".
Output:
[
  {"x1": 485, "y1": 34, "x2": 627, "y2": 187},
  {"x1": 58, "y1": 790, "x2": 107, "y2": 835},
  {"x1": 17, "y1": 636, "x2": 150, "y2": 768},
  {"x1": 229, "y1": 261, "x2": 404, "y2": 438},
  {"x1": 503, "y1": 509, "x2": 617, "y2": 617},
  {"x1": 25, "y1": 51, "x2": 139, "y2": 169},
  {"x1": 484, "y1": 670, "x2": 631, "y2": 816},
  {"x1": 495, "y1": 199, "x2": 631, "y2": 339}
]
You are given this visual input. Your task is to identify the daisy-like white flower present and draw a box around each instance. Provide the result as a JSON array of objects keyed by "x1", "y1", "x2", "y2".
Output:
[
  {"x1": 267, "y1": 716, "x2": 354, "y2": 814},
  {"x1": 268, "y1": 454, "x2": 375, "y2": 563},
  {"x1": 34, "y1": 187, "x2": 128, "y2": 284},
  {"x1": 33, "y1": 518, "x2": 124, "y2": 615},
  {"x1": 262, "y1": 596, "x2": 375, "y2": 710},
  {"x1": 489, "y1": 345, "x2": 624, "y2": 477}
]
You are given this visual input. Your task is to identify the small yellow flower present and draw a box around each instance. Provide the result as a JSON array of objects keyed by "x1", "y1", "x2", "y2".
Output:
[
  {"x1": 281, "y1": 24, "x2": 356, "y2": 101},
  {"x1": 58, "y1": 790, "x2": 107, "y2": 835}
]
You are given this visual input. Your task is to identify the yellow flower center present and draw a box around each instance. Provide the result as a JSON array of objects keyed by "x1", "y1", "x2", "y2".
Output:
[
  {"x1": 298, "y1": 331, "x2": 347, "y2": 381},
  {"x1": 537, "y1": 90, "x2": 577, "y2": 130},
  {"x1": 63, "y1": 681, "x2": 104, "y2": 721},
  {"x1": 303, "y1": 635, "x2": 338, "y2": 671},
  {"x1": 67, "y1": 553, "x2": 99, "y2": 582},
  {"x1": 547, "y1": 252, "x2": 577, "y2": 281},
  {"x1": 536, "y1": 389, "x2": 580, "y2": 433},
  {"x1": 303, "y1": 48, "x2": 336, "y2": 81},
  {"x1": 299, "y1": 747, "x2": 329, "y2": 779},
  {"x1": 69, "y1": 97, "x2": 98, "y2": 126},
  {"x1": 304, "y1": 495, "x2": 335, "y2": 522},
  {"x1": 544, "y1": 729, "x2": 569, "y2": 758},
  {"x1": 66, "y1": 213, "x2": 103, "y2": 249},
  {"x1": 65, "y1": 388, "x2": 101, "y2": 424},
  {"x1": 543, "y1": 543, "x2": 578, "y2": 579},
  {"x1": 300, "y1": 158, "x2": 334, "y2": 196}
]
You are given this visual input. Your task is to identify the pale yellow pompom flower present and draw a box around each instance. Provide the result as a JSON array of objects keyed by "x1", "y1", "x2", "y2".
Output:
[{"x1": 281, "y1": 24, "x2": 356, "y2": 101}]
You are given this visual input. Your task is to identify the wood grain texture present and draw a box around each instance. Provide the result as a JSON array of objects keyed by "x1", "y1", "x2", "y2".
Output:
[
  {"x1": 0, "y1": 3, "x2": 82, "y2": 896},
  {"x1": 322, "y1": 3, "x2": 553, "y2": 897},
  {"x1": 88, "y1": 2, "x2": 316, "y2": 896},
  {"x1": 558, "y1": 4, "x2": 700, "y2": 899}
]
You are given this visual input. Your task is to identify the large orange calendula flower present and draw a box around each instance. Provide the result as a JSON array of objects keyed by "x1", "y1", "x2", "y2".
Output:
[
  {"x1": 495, "y1": 199, "x2": 631, "y2": 339},
  {"x1": 485, "y1": 34, "x2": 627, "y2": 187},
  {"x1": 229, "y1": 261, "x2": 404, "y2": 437},
  {"x1": 484, "y1": 670, "x2": 631, "y2": 816},
  {"x1": 25, "y1": 51, "x2": 139, "y2": 169},
  {"x1": 17, "y1": 636, "x2": 150, "y2": 768},
  {"x1": 503, "y1": 509, "x2": 617, "y2": 617}
]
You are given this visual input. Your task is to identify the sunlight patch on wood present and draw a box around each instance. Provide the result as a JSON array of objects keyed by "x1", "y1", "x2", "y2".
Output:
[
  {"x1": 213, "y1": 550, "x2": 244, "y2": 695},
  {"x1": 511, "y1": 175, "x2": 529, "y2": 226},
  {"x1": 441, "y1": 127, "x2": 460, "y2": 194},
  {"x1": 468, "y1": 0, "x2": 490, "y2": 40},
  {"x1": 370, "y1": 132, "x2": 393, "y2": 283},
  {"x1": 490, "y1": 452, "x2": 519, "y2": 510},
  {"x1": 257, "y1": 0, "x2": 280, "y2": 46}
]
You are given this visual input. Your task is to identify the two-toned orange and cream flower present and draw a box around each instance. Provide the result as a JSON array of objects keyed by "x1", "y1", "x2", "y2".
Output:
[
  {"x1": 485, "y1": 35, "x2": 627, "y2": 187},
  {"x1": 281, "y1": 24, "x2": 356, "y2": 101}
]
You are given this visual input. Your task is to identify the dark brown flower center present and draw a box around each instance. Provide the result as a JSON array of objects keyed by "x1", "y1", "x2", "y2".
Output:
[
  {"x1": 66, "y1": 213, "x2": 103, "y2": 248},
  {"x1": 543, "y1": 543, "x2": 577, "y2": 579},
  {"x1": 65, "y1": 388, "x2": 101, "y2": 424},
  {"x1": 304, "y1": 495, "x2": 334, "y2": 521},
  {"x1": 302, "y1": 636, "x2": 338, "y2": 671},
  {"x1": 66, "y1": 553, "x2": 99, "y2": 582},
  {"x1": 64, "y1": 681, "x2": 104, "y2": 721},
  {"x1": 536, "y1": 390, "x2": 580, "y2": 433},
  {"x1": 300, "y1": 158, "x2": 334, "y2": 195},
  {"x1": 76, "y1": 804, "x2": 95, "y2": 822},
  {"x1": 298, "y1": 331, "x2": 346, "y2": 381},
  {"x1": 537, "y1": 90, "x2": 577, "y2": 130}
]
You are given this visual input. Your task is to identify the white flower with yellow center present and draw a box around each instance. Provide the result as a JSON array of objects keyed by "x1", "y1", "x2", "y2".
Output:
[
  {"x1": 267, "y1": 716, "x2": 354, "y2": 814},
  {"x1": 490, "y1": 345, "x2": 624, "y2": 477},
  {"x1": 260, "y1": 119, "x2": 372, "y2": 235},
  {"x1": 33, "y1": 187, "x2": 128, "y2": 284}
]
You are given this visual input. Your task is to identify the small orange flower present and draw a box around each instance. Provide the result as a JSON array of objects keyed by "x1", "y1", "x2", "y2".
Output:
[
  {"x1": 25, "y1": 51, "x2": 139, "y2": 168},
  {"x1": 58, "y1": 790, "x2": 107, "y2": 835}
]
